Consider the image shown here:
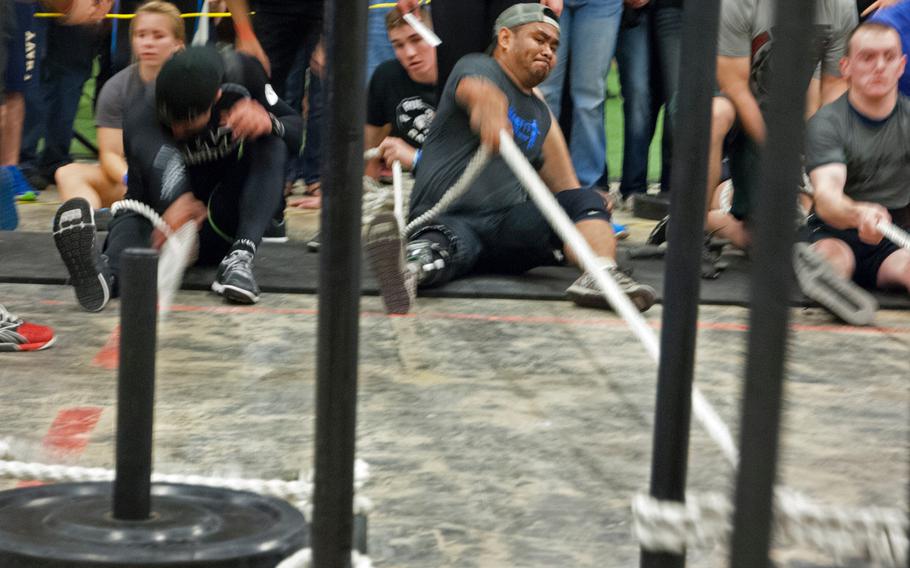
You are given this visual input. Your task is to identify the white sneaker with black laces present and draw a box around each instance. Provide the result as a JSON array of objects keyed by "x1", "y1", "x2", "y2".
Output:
[
  {"x1": 211, "y1": 249, "x2": 261, "y2": 304},
  {"x1": 567, "y1": 264, "x2": 657, "y2": 313},
  {"x1": 53, "y1": 198, "x2": 112, "y2": 312}
]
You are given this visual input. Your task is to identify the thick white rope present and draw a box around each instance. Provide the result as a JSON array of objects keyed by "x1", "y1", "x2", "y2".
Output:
[
  {"x1": 392, "y1": 160, "x2": 406, "y2": 230},
  {"x1": 878, "y1": 220, "x2": 910, "y2": 251},
  {"x1": 633, "y1": 492, "x2": 908, "y2": 567},
  {"x1": 363, "y1": 145, "x2": 492, "y2": 237},
  {"x1": 497, "y1": 131, "x2": 908, "y2": 564},
  {"x1": 0, "y1": 456, "x2": 372, "y2": 515},
  {"x1": 276, "y1": 549, "x2": 373, "y2": 568}
]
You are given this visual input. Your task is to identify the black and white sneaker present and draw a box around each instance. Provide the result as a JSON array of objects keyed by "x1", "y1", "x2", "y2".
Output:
[
  {"x1": 211, "y1": 249, "x2": 261, "y2": 304},
  {"x1": 53, "y1": 198, "x2": 112, "y2": 312},
  {"x1": 262, "y1": 218, "x2": 289, "y2": 243},
  {"x1": 567, "y1": 264, "x2": 657, "y2": 313},
  {"x1": 365, "y1": 212, "x2": 415, "y2": 314}
]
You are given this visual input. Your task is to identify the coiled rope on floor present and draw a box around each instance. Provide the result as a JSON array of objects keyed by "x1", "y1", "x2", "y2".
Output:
[{"x1": 496, "y1": 130, "x2": 908, "y2": 567}]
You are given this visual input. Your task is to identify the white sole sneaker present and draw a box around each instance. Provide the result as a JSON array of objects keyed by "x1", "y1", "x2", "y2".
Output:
[
  {"x1": 365, "y1": 213, "x2": 415, "y2": 314},
  {"x1": 53, "y1": 198, "x2": 111, "y2": 312}
]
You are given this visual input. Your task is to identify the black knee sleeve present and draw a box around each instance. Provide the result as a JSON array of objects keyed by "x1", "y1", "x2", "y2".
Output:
[{"x1": 556, "y1": 188, "x2": 612, "y2": 224}]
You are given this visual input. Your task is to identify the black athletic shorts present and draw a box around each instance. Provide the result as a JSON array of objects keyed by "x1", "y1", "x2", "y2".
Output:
[{"x1": 807, "y1": 206, "x2": 910, "y2": 289}]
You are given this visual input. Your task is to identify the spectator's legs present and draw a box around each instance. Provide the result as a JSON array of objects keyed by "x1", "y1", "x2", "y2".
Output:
[
  {"x1": 653, "y1": 4, "x2": 682, "y2": 191},
  {"x1": 565, "y1": 0, "x2": 623, "y2": 187},
  {"x1": 0, "y1": 93, "x2": 24, "y2": 165},
  {"x1": 706, "y1": 97, "x2": 735, "y2": 210},
  {"x1": 252, "y1": 11, "x2": 322, "y2": 100},
  {"x1": 539, "y1": 3, "x2": 574, "y2": 120},
  {"x1": 55, "y1": 163, "x2": 124, "y2": 209},
  {"x1": 301, "y1": 70, "x2": 323, "y2": 189},
  {"x1": 616, "y1": 13, "x2": 654, "y2": 199}
]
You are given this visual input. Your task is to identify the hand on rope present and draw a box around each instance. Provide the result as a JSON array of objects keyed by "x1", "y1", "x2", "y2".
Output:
[
  {"x1": 378, "y1": 137, "x2": 418, "y2": 170},
  {"x1": 877, "y1": 220, "x2": 910, "y2": 250},
  {"x1": 154, "y1": 193, "x2": 207, "y2": 250}
]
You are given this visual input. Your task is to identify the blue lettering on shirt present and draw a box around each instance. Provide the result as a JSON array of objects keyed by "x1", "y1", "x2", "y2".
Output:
[{"x1": 508, "y1": 107, "x2": 540, "y2": 151}]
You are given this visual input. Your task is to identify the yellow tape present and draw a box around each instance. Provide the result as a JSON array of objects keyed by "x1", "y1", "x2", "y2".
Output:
[
  {"x1": 34, "y1": 11, "x2": 240, "y2": 18},
  {"x1": 368, "y1": 0, "x2": 430, "y2": 9}
]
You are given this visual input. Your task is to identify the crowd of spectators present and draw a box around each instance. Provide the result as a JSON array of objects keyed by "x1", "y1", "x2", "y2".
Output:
[{"x1": 1, "y1": 0, "x2": 909, "y2": 349}]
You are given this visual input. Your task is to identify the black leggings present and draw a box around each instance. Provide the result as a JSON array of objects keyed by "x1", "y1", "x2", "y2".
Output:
[
  {"x1": 103, "y1": 136, "x2": 287, "y2": 292},
  {"x1": 430, "y1": 0, "x2": 521, "y2": 95}
]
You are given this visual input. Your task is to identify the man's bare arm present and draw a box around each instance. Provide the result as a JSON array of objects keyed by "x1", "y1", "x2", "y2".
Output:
[
  {"x1": 811, "y1": 163, "x2": 891, "y2": 242},
  {"x1": 538, "y1": 113, "x2": 580, "y2": 193},
  {"x1": 455, "y1": 76, "x2": 511, "y2": 152},
  {"x1": 717, "y1": 55, "x2": 765, "y2": 143}
]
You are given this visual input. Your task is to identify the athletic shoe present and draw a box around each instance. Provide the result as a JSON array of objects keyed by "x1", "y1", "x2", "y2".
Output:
[
  {"x1": 612, "y1": 221, "x2": 629, "y2": 241},
  {"x1": 211, "y1": 249, "x2": 261, "y2": 304},
  {"x1": 0, "y1": 167, "x2": 17, "y2": 230},
  {"x1": 365, "y1": 212, "x2": 416, "y2": 314},
  {"x1": 262, "y1": 218, "x2": 289, "y2": 243},
  {"x1": 3, "y1": 166, "x2": 39, "y2": 201},
  {"x1": 647, "y1": 215, "x2": 669, "y2": 246},
  {"x1": 53, "y1": 198, "x2": 112, "y2": 312},
  {"x1": 567, "y1": 264, "x2": 657, "y2": 312},
  {"x1": 793, "y1": 243, "x2": 877, "y2": 326},
  {"x1": 0, "y1": 305, "x2": 56, "y2": 352},
  {"x1": 306, "y1": 231, "x2": 321, "y2": 252}
]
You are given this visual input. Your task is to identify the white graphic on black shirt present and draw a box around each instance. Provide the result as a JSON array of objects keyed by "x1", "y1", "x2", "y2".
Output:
[
  {"x1": 396, "y1": 96, "x2": 435, "y2": 146},
  {"x1": 153, "y1": 145, "x2": 189, "y2": 202},
  {"x1": 181, "y1": 126, "x2": 241, "y2": 166}
]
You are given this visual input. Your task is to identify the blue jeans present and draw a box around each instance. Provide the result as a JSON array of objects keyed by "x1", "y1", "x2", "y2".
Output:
[
  {"x1": 540, "y1": 0, "x2": 623, "y2": 188},
  {"x1": 653, "y1": 5, "x2": 682, "y2": 191},
  {"x1": 616, "y1": 12, "x2": 654, "y2": 197},
  {"x1": 367, "y1": 1, "x2": 396, "y2": 82},
  {"x1": 20, "y1": 21, "x2": 96, "y2": 177}
]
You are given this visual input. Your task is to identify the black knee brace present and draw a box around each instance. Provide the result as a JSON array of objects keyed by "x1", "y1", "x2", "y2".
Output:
[{"x1": 555, "y1": 187, "x2": 612, "y2": 224}]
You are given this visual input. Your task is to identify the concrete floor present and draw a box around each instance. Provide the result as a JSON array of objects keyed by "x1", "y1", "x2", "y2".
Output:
[{"x1": 1, "y1": 187, "x2": 907, "y2": 567}]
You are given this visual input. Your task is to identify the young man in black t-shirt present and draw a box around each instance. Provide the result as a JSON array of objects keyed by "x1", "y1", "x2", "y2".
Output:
[
  {"x1": 53, "y1": 47, "x2": 303, "y2": 311},
  {"x1": 365, "y1": 7, "x2": 438, "y2": 172},
  {"x1": 366, "y1": 4, "x2": 655, "y2": 315}
]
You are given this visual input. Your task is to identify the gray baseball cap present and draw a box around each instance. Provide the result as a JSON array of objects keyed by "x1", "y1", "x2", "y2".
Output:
[
  {"x1": 487, "y1": 4, "x2": 560, "y2": 54},
  {"x1": 494, "y1": 3, "x2": 560, "y2": 37}
]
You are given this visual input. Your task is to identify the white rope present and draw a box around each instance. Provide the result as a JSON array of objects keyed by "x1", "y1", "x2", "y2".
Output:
[
  {"x1": 633, "y1": 492, "x2": 909, "y2": 567},
  {"x1": 392, "y1": 160, "x2": 406, "y2": 230},
  {"x1": 497, "y1": 130, "x2": 907, "y2": 565},
  {"x1": 878, "y1": 221, "x2": 910, "y2": 251},
  {"x1": 276, "y1": 548, "x2": 373, "y2": 568},
  {"x1": 401, "y1": 146, "x2": 491, "y2": 237},
  {"x1": 0, "y1": 457, "x2": 372, "y2": 515}
]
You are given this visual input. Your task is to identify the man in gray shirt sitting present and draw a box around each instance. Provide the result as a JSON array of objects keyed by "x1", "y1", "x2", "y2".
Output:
[
  {"x1": 806, "y1": 21, "x2": 910, "y2": 298},
  {"x1": 366, "y1": 3, "x2": 655, "y2": 314}
]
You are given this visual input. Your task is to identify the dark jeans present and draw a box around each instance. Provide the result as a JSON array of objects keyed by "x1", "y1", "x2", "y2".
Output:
[
  {"x1": 103, "y1": 136, "x2": 287, "y2": 290},
  {"x1": 20, "y1": 22, "x2": 98, "y2": 177},
  {"x1": 430, "y1": 0, "x2": 518, "y2": 95},
  {"x1": 617, "y1": 10, "x2": 654, "y2": 197},
  {"x1": 653, "y1": 5, "x2": 682, "y2": 191}
]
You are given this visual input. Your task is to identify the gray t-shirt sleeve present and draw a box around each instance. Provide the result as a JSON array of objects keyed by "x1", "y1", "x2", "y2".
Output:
[
  {"x1": 717, "y1": 0, "x2": 753, "y2": 58},
  {"x1": 95, "y1": 66, "x2": 133, "y2": 129},
  {"x1": 805, "y1": 105, "x2": 846, "y2": 172},
  {"x1": 820, "y1": 5, "x2": 857, "y2": 78}
]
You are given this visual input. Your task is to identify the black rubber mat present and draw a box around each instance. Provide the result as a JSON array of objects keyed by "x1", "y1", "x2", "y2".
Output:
[{"x1": 2, "y1": 230, "x2": 908, "y2": 309}]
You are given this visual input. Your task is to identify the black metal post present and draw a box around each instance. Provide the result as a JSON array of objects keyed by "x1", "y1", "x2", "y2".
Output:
[
  {"x1": 311, "y1": 0, "x2": 367, "y2": 566},
  {"x1": 640, "y1": 0, "x2": 721, "y2": 566},
  {"x1": 113, "y1": 248, "x2": 158, "y2": 521},
  {"x1": 729, "y1": 1, "x2": 815, "y2": 566}
]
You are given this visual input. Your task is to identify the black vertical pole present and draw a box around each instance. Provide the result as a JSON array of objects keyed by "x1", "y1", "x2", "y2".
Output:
[
  {"x1": 640, "y1": 0, "x2": 721, "y2": 566},
  {"x1": 729, "y1": 1, "x2": 815, "y2": 566},
  {"x1": 311, "y1": 0, "x2": 367, "y2": 566},
  {"x1": 113, "y1": 248, "x2": 158, "y2": 521}
]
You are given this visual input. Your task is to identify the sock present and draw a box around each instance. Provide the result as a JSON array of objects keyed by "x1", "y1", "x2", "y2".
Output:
[{"x1": 230, "y1": 238, "x2": 257, "y2": 256}]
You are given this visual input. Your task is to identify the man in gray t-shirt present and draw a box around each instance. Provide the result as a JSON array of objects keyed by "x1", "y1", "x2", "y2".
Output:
[
  {"x1": 705, "y1": 0, "x2": 857, "y2": 249},
  {"x1": 806, "y1": 22, "x2": 910, "y2": 294},
  {"x1": 365, "y1": 3, "x2": 655, "y2": 315}
]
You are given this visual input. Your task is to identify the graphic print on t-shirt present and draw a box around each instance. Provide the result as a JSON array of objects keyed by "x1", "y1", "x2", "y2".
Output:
[
  {"x1": 508, "y1": 106, "x2": 541, "y2": 151},
  {"x1": 396, "y1": 96, "x2": 436, "y2": 147}
]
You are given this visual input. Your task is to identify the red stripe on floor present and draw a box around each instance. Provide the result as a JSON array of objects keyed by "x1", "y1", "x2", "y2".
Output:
[
  {"x1": 17, "y1": 406, "x2": 103, "y2": 487},
  {"x1": 91, "y1": 325, "x2": 120, "y2": 370}
]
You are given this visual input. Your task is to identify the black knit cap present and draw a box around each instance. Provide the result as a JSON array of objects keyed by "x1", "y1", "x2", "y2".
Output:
[{"x1": 155, "y1": 46, "x2": 224, "y2": 125}]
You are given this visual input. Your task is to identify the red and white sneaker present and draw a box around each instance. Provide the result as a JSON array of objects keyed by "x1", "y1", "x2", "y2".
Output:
[{"x1": 0, "y1": 305, "x2": 56, "y2": 352}]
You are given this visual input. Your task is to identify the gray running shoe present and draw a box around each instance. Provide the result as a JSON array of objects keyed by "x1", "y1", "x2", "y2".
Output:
[
  {"x1": 53, "y1": 198, "x2": 112, "y2": 312},
  {"x1": 567, "y1": 264, "x2": 657, "y2": 312},
  {"x1": 212, "y1": 249, "x2": 261, "y2": 304},
  {"x1": 793, "y1": 243, "x2": 877, "y2": 326},
  {"x1": 365, "y1": 212, "x2": 416, "y2": 314}
]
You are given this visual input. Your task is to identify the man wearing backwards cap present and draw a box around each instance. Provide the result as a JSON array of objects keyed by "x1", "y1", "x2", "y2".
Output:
[
  {"x1": 53, "y1": 46, "x2": 302, "y2": 311},
  {"x1": 366, "y1": 3, "x2": 656, "y2": 315}
]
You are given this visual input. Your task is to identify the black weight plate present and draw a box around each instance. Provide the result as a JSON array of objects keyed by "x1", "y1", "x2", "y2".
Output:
[{"x1": 0, "y1": 482, "x2": 308, "y2": 567}]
